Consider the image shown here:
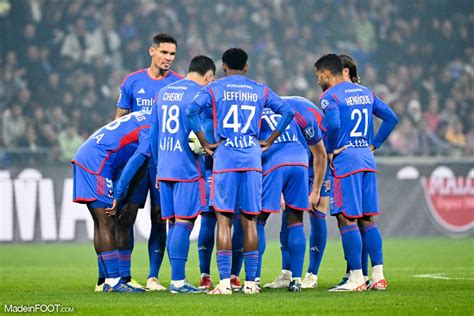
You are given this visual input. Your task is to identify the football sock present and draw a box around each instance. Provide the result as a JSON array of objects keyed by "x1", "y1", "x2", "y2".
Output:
[
  {"x1": 231, "y1": 214, "x2": 244, "y2": 277},
  {"x1": 97, "y1": 254, "x2": 106, "y2": 285},
  {"x1": 372, "y1": 264, "x2": 385, "y2": 281},
  {"x1": 360, "y1": 228, "x2": 369, "y2": 277},
  {"x1": 243, "y1": 251, "x2": 259, "y2": 282},
  {"x1": 361, "y1": 223, "x2": 384, "y2": 266},
  {"x1": 198, "y1": 213, "x2": 216, "y2": 275},
  {"x1": 256, "y1": 221, "x2": 266, "y2": 279},
  {"x1": 216, "y1": 250, "x2": 232, "y2": 281},
  {"x1": 169, "y1": 222, "x2": 193, "y2": 282},
  {"x1": 288, "y1": 223, "x2": 306, "y2": 279},
  {"x1": 118, "y1": 250, "x2": 132, "y2": 279},
  {"x1": 308, "y1": 210, "x2": 327, "y2": 275},
  {"x1": 147, "y1": 222, "x2": 167, "y2": 279},
  {"x1": 101, "y1": 250, "x2": 120, "y2": 280},
  {"x1": 280, "y1": 211, "x2": 291, "y2": 270},
  {"x1": 339, "y1": 224, "x2": 362, "y2": 271}
]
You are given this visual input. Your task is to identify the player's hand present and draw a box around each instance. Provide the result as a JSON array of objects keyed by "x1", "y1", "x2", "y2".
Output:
[
  {"x1": 333, "y1": 145, "x2": 347, "y2": 155},
  {"x1": 203, "y1": 142, "x2": 221, "y2": 156},
  {"x1": 370, "y1": 144, "x2": 376, "y2": 153},
  {"x1": 309, "y1": 190, "x2": 321, "y2": 211},
  {"x1": 105, "y1": 199, "x2": 120, "y2": 217},
  {"x1": 155, "y1": 175, "x2": 160, "y2": 189},
  {"x1": 259, "y1": 140, "x2": 272, "y2": 152}
]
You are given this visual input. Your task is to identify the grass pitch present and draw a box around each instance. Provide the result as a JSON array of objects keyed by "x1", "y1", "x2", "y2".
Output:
[{"x1": 1, "y1": 238, "x2": 473, "y2": 315}]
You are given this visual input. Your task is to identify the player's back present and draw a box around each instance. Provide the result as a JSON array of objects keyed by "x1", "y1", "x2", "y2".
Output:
[
  {"x1": 259, "y1": 107, "x2": 308, "y2": 174},
  {"x1": 156, "y1": 79, "x2": 204, "y2": 181},
  {"x1": 320, "y1": 81, "x2": 377, "y2": 176},
  {"x1": 117, "y1": 69, "x2": 183, "y2": 113},
  {"x1": 73, "y1": 111, "x2": 151, "y2": 177},
  {"x1": 208, "y1": 75, "x2": 269, "y2": 172}
]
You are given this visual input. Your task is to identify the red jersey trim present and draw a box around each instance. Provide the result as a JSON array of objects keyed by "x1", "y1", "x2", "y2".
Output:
[
  {"x1": 120, "y1": 69, "x2": 145, "y2": 86},
  {"x1": 157, "y1": 176, "x2": 202, "y2": 182},
  {"x1": 210, "y1": 88, "x2": 217, "y2": 142},
  {"x1": 286, "y1": 203, "x2": 308, "y2": 212},
  {"x1": 261, "y1": 209, "x2": 280, "y2": 214},
  {"x1": 73, "y1": 198, "x2": 97, "y2": 203},
  {"x1": 213, "y1": 168, "x2": 262, "y2": 174},
  {"x1": 332, "y1": 168, "x2": 378, "y2": 179}
]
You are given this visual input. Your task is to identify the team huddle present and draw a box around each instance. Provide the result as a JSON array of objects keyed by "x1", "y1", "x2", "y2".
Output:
[{"x1": 72, "y1": 34, "x2": 398, "y2": 294}]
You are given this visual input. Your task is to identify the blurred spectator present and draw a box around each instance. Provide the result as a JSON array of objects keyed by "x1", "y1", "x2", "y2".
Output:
[
  {"x1": 58, "y1": 125, "x2": 84, "y2": 162},
  {"x1": 2, "y1": 104, "x2": 26, "y2": 147}
]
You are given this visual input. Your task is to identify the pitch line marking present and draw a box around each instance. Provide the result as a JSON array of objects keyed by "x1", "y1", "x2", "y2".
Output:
[{"x1": 414, "y1": 273, "x2": 474, "y2": 280}]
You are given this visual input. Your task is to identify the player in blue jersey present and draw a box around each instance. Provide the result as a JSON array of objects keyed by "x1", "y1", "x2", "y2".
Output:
[
  {"x1": 115, "y1": 33, "x2": 183, "y2": 291},
  {"x1": 72, "y1": 111, "x2": 151, "y2": 293},
  {"x1": 314, "y1": 54, "x2": 398, "y2": 291},
  {"x1": 262, "y1": 96, "x2": 330, "y2": 290},
  {"x1": 186, "y1": 48, "x2": 295, "y2": 295},
  {"x1": 107, "y1": 56, "x2": 217, "y2": 293},
  {"x1": 255, "y1": 96, "x2": 327, "y2": 292},
  {"x1": 197, "y1": 113, "x2": 245, "y2": 292}
]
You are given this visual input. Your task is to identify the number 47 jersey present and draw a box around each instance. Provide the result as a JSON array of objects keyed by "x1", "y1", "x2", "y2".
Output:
[
  {"x1": 188, "y1": 75, "x2": 292, "y2": 172},
  {"x1": 320, "y1": 81, "x2": 396, "y2": 177}
]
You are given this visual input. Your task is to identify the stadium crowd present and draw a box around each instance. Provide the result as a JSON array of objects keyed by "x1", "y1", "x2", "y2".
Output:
[{"x1": 0, "y1": 0, "x2": 472, "y2": 164}]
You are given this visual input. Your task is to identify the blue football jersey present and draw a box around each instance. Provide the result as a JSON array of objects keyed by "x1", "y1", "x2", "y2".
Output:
[
  {"x1": 72, "y1": 111, "x2": 151, "y2": 178},
  {"x1": 154, "y1": 79, "x2": 205, "y2": 181},
  {"x1": 189, "y1": 75, "x2": 290, "y2": 172},
  {"x1": 320, "y1": 81, "x2": 380, "y2": 176},
  {"x1": 117, "y1": 69, "x2": 183, "y2": 113}
]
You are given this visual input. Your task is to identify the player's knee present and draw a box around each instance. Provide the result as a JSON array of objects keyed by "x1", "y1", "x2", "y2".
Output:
[
  {"x1": 257, "y1": 212, "x2": 270, "y2": 224},
  {"x1": 316, "y1": 197, "x2": 329, "y2": 213},
  {"x1": 336, "y1": 213, "x2": 356, "y2": 228},
  {"x1": 286, "y1": 208, "x2": 303, "y2": 225}
]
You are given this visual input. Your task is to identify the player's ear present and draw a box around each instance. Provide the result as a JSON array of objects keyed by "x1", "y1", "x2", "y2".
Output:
[
  {"x1": 243, "y1": 64, "x2": 249, "y2": 73},
  {"x1": 149, "y1": 46, "x2": 155, "y2": 57},
  {"x1": 204, "y1": 71, "x2": 215, "y2": 84},
  {"x1": 222, "y1": 63, "x2": 228, "y2": 75}
]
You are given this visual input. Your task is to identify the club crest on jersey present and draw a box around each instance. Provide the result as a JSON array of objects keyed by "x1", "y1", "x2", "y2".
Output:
[
  {"x1": 304, "y1": 127, "x2": 315, "y2": 139},
  {"x1": 320, "y1": 98, "x2": 329, "y2": 110}
]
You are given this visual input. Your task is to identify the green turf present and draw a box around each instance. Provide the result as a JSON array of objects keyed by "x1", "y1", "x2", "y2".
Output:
[{"x1": 1, "y1": 238, "x2": 473, "y2": 315}]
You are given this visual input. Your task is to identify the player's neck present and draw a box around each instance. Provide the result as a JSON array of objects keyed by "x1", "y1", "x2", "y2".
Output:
[
  {"x1": 147, "y1": 66, "x2": 168, "y2": 80},
  {"x1": 225, "y1": 69, "x2": 245, "y2": 76},
  {"x1": 186, "y1": 72, "x2": 206, "y2": 86},
  {"x1": 327, "y1": 75, "x2": 345, "y2": 89}
]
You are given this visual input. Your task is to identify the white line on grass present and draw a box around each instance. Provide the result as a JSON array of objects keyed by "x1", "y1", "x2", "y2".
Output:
[{"x1": 414, "y1": 273, "x2": 474, "y2": 280}]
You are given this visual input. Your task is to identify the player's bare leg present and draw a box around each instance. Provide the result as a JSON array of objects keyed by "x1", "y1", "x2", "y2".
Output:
[
  {"x1": 286, "y1": 208, "x2": 305, "y2": 292},
  {"x1": 146, "y1": 205, "x2": 167, "y2": 291},
  {"x1": 89, "y1": 208, "x2": 105, "y2": 291},
  {"x1": 358, "y1": 215, "x2": 386, "y2": 290},
  {"x1": 329, "y1": 214, "x2": 366, "y2": 292},
  {"x1": 240, "y1": 212, "x2": 259, "y2": 294},
  {"x1": 208, "y1": 212, "x2": 233, "y2": 295},
  {"x1": 304, "y1": 196, "x2": 329, "y2": 289},
  {"x1": 115, "y1": 203, "x2": 143, "y2": 288}
]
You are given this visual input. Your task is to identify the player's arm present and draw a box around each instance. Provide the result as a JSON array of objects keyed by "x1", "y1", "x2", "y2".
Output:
[
  {"x1": 371, "y1": 96, "x2": 399, "y2": 152},
  {"x1": 309, "y1": 140, "x2": 327, "y2": 210},
  {"x1": 260, "y1": 88, "x2": 295, "y2": 151},
  {"x1": 149, "y1": 103, "x2": 159, "y2": 164},
  {"x1": 323, "y1": 96, "x2": 341, "y2": 165},
  {"x1": 186, "y1": 88, "x2": 220, "y2": 156},
  {"x1": 115, "y1": 77, "x2": 132, "y2": 119}
]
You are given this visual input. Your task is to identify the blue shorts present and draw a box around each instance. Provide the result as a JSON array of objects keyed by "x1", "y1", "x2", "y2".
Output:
[
  {"x1": 73, "y1": 165, "x2": 113, "y2": 207},
  {"x1": 160, "y1": 179, "x2": 207, "y2": 220},
  {"x1": 201, "y1": 168, "x2": 213, "y2": 214},
  {"x1": 330, "y1": 171, "x2": 379, "y2": 218},
  {"x1": 262, "y1": 166, "x2": 308, "y2": 213},
  {"x1": 211, "y1": 171, "x2": 261, "y2": 215},
  {"x1": 128, "y1": 167, "x2": 160, "y2": 207},
  {"x1": 308, "y1": 167, "x2": 331, "y2": 197}
]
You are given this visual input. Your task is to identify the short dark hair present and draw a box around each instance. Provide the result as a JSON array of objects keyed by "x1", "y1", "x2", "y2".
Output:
[
  {"x1": 314, "y1": 54, "x2": 343, "y2": 75},
  {"x1": 222, "y1": 48, "x2": 248, "y2": 70},
  {"x1": 153, "y1": 33, "x2": 177, "y2": 47},
  {"x1": 339, "y1": 54, "x2": 360, "y2": 83},
  {"x1": 188, "y1": 55, "x2": 216, "y2": 76}
]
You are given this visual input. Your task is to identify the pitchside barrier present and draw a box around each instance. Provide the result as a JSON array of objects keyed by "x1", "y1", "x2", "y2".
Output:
[{"x1": 0, "y1": 157, "x2": 473, "y2": 243}]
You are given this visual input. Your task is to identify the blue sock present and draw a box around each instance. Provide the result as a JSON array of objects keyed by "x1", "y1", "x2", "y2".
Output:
[
  {"x1": 118, "y1": 250, "x2": 132, "y2": 279},
  {"x1": 243, "y1": 251, "x2": 259, "y2": 282},
  {"x1": 288, "y1": 223, "x2": 306, "y2": 278},
  {"x1": 256, "y1": 221, "x2": 266, "y2": 278},
  {"x1": 216, "y1": 250, "x2": 232, "y2": 280},
  {"x1": 339, "y1": 224, "x2": 362, "y2": 270},
  {"x1": 97, "y1": 254, "x2": 106, "y2": 279},
  {"x1": 198, "y1": 213, "x2": 216, "y2": 275},
  {"x1": 169, "y1": 222, "x2": 193, "y2": 281},
  {"x1": 101, "y1": 250, "x2": 120, "y2": 279},
  {"x1": 231, "y1": 214, "x2": 244, "y2": 277},
  {"x1": 360, "y1": 229, "x2": 369, "y2": 276},
  {"x1": 148, "y1": 222, "x2": 166, "y2": 278},
  {"x1": 280, "y1": 211, "x2": 291, "y2": 270},
  {"x1": 361, "y1": 223, "x2": 383, "y2": 266},
  {"x1": 166, "y1": 221, "x2": 175, "y2": 254},
  {"x1": 308, "y1": 210, "x2": 327, "y2": 275}
]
